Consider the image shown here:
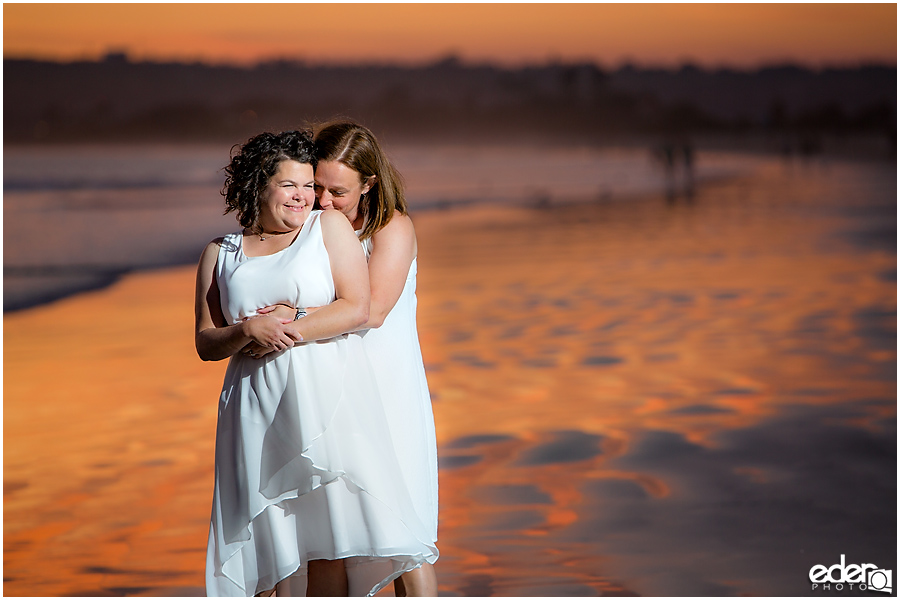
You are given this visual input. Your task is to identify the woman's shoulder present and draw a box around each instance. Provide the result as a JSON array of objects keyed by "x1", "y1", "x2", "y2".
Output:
[
  {"x1": 209, "y1": 232, "x2": 244, "y2": 251},
  {"x1": 197, "y1": 235, "x2": 230, "y2": 269},
  {"x1": 371, "y1": 212, "x2": 417, "y2": 258},
  {"x1": 317, "y1": 208, "x2": 345, "y2": 224},
  {"x1": 317, "y1": 209, "x2": 359, "y2": 249},
  {"x1": 201, "y1": 231, "x2": 245, "y2": 258},
  {"x1": 317, "y1": 208, "x2": 354, "y2": 233},
  {"x1": 202, "y1": 235, "x2": 228, "y2": 252},
  {"x1": 374, "y1": 212, "x2": 416, "y2": 242}
]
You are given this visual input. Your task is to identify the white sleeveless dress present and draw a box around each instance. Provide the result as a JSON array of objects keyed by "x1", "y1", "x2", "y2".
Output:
[
  {"x1": 358, "y1": 235, "x2": 439, "y2": 547},
  {"x1": 206, "y1": 210, "x2": 437, "y2": 597}
]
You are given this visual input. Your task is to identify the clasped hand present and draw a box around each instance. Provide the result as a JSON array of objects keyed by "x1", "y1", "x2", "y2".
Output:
[{"x1": 240, "y1": 312, "x2": 301, "y2": 359}]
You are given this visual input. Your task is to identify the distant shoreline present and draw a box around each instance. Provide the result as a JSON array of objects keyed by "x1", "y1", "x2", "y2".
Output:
[
  {"x1": 6, "y1": 58, "x2": 894, "y2": 146},
  {"x1": 5, "y1": 132, "x2": 894, "y2": 163}
]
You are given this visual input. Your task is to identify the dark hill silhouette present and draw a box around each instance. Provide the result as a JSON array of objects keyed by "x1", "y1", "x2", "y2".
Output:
[{"x1": 4, "y1": 55, "x2": 896, "y2": 148}]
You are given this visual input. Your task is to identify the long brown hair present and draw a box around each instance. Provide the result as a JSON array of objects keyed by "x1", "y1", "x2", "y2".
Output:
[{"x1": 313, "y1": 121, "x2": 407, "y2": 240}]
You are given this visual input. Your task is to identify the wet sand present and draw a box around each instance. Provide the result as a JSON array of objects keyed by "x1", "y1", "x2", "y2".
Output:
[{"x1": 4, "y1": 158, "x2": 896, "y2": 596}]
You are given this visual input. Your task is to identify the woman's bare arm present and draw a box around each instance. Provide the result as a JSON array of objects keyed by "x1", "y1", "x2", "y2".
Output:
[
  {"x1": 362, "y1": 212, "x2": 417, "y2": 328},
  {"x1": 280, "y1": 210, "x2": 370, "y2": 342}
]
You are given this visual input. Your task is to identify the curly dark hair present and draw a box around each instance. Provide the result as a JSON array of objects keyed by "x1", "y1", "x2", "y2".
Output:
[{"x1": 222, "y1": 130, "x2": 317, "y2": 231}]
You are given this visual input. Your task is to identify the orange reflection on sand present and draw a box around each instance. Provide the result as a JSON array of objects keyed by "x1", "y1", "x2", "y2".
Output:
[
  {"x1": 414, "y1": 163, "x2": 895, "y2": 593},
  {"x1": 4, "y1": 269, "x2": 220, "y2": 596}
]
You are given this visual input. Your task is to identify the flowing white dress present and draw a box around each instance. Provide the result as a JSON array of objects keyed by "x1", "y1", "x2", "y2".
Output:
[
  {"x1": 358, "y1": 235, "x2": 440, "y2": 548},
  {"x1": 206, "y1": 210, "x2": 437, "y2": 597}
]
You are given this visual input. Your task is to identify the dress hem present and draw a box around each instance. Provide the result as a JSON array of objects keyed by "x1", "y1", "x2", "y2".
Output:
[{"x1": 212, "y1": 467, "x2": 439, "y2": 596}]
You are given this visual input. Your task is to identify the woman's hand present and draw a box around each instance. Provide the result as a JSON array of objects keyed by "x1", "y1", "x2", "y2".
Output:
[
  {"x1": 241, "y1": 340, "x2": 275, "y2": 359},
  {"x1": 244, "y1": 305, "x2": 326, "y2": 357},
  {"x1": 241, "y1": 310, "x2": 295, "y2": 358},
  {"x1": 240, "y1": 314, "x2": 303, "y2": 356},
  {"x1": 257, "y1": 303, "x2": 297, "y2": 322}
]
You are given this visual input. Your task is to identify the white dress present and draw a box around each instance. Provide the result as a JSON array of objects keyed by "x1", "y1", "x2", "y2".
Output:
[
  {"x1": 206, "y1": 210, "x2": 437, "y2": 597},
  {"x1": 358, "y1": 235, "x2": 440, "y2": 546}
]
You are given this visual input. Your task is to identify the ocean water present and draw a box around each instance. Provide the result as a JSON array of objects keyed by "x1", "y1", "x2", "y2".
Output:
[{"x1": 3, "y1": 143, "x2": 762, "y2": 311}]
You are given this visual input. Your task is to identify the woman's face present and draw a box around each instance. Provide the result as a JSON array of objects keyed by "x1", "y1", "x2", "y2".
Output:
[
  {"x1": 314, "y1": 160, "x2": 373, "y2": 224},
  {"x1": 257, "y1": 159, "x2": 315, "y2": 232}
]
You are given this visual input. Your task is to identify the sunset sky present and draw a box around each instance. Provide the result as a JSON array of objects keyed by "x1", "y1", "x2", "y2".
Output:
[{"x1": 4, "y1": 3, "x2": 896, "y2": 68}]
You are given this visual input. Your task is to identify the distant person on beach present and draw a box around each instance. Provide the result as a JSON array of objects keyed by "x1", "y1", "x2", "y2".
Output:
[
  {"x1": 655, "y1": 139, "x2": 695, "y2": 201},
  {"x1": 195, "y1": 130, "x2": 436, "y2": 596},
  {"x1": 245, "y1": 121, "x2": 440, "y2": 596}
]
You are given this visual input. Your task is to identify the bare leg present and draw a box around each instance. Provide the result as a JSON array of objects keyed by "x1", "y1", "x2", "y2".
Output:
[
  {"x1": 273, "y1": 570, "x2": 305, "y2": 596},
  {"x1": 306, "y1": 559, "x2": 348, "y2": 596},
  {"x1": 394, "y1": 563, "x2": 437, "y2": 597}
]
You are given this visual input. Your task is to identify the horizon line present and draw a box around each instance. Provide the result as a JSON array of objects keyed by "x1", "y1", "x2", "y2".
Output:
[{"x1": 4, "y1": 51, "x2": 897, "y2": 73}]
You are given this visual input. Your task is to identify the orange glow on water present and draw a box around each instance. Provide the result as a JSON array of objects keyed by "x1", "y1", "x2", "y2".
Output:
[{"x1": 3, "y1": 3, "x2": 896, "y2": 67}]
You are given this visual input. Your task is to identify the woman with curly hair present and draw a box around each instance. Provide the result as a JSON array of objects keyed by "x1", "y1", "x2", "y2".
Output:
[{"x1": 195, "y1": 130, "x2": 436, "y2": 596}]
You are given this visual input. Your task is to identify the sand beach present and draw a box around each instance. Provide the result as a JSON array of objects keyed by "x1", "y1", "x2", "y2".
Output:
[{"x1": 4, "y1": 154, "x2": 896, "y2": 596}]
